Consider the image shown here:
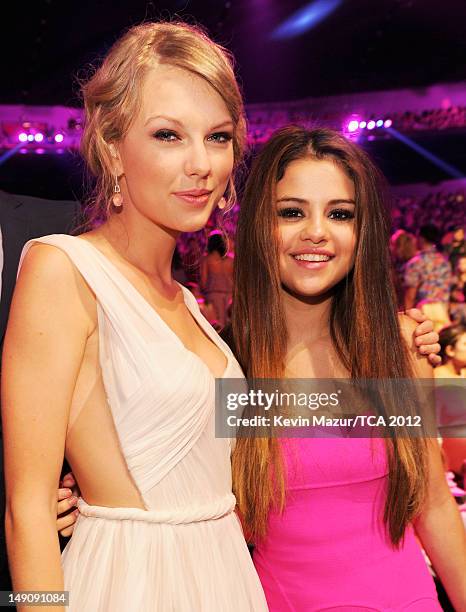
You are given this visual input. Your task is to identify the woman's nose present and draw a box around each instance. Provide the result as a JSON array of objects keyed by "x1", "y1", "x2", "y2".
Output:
[
  {"x1": 185, "y1": 142, "x2": 212, "y2": 178},
  {"x1": 299, "y1": 215, "x2": 329, "y2": 243}
]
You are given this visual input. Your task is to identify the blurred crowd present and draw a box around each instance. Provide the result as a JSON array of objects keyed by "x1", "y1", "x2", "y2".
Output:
[
  {"x1": 392, "y1": 189, "x2": 465, "y2": 236},
  {"x1": 391, "y1": 224, "x2": 466, "y2": 328},
  {"x1": 389, "y1": 105, "x2": 466, "y2": 132},
  {"x1": 245, "y1": 104, "x2": 466, "y2": 145}
]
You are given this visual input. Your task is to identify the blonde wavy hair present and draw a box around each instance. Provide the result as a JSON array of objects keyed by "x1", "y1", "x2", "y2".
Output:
[{"x1": 79, "y1": 21, "x2": 247, "y2": 228}]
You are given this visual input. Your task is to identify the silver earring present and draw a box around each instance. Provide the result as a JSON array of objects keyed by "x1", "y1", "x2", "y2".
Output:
[{"x1": 112, "y1": 175, "x2": 123, "y2": 207}]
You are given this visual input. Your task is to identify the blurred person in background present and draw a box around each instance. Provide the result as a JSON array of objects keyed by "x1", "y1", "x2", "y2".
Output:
[
  {"x1": 450, "y1": 255, "x2": 466, "y2": 324},
  {"x1": 434, "y1": 324, "x2": 466, "y2": 485},
  {"x1": 390, "y1": 229, "x2": 418, "y2": 309},
  {"x1": 445, "y1": 226, "x2": 466, "y2": 270},
  {"x1": 404, "y1": 225, "x2": 452, "y2": 331},
  {"x1": 200, "y1": 231, "x2": 233, "y2": 328}
]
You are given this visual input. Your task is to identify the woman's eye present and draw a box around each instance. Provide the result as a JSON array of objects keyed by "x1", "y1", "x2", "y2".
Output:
[
  {"x1": 153, "y1": 130, "x2": 179, "y2": 142},
  {"x1": 208, "y1": 132, "x2": 233, "y2": 144},
  {"x1": 328, "y1": 208, "x2": 355, "y2": 221},
  {"x1": 278, "y1": 207, "x2": 304, "y2": 219}
]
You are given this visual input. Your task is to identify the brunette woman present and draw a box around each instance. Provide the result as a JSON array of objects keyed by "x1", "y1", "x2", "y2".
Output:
[{"x1": 231, "y1": 127, "x2": 466, "y2": 611}]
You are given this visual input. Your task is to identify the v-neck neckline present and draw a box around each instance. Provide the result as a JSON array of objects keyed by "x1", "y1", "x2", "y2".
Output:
[{"x1": 73, "y1": 236, "x2": 231, "y2": 379}]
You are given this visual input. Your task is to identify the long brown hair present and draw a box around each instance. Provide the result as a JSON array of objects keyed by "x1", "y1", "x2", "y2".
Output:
[{"x1": 231, "y1": 126, "x2": 427, "y2": 546}]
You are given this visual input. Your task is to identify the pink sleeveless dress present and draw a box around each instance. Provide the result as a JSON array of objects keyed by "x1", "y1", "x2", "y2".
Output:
[{"x1": 253, "y1": 437, "x2": 441, "y2": 611}]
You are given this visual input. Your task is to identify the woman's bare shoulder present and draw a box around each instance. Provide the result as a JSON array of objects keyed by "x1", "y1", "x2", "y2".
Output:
[{"x1": 16, "y1": 242, "x2": 97, "y2": 333}]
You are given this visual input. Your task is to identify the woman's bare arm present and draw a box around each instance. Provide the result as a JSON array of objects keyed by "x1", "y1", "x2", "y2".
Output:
[
  {"x1": 414, "y1": 440, "x2": 466, "y2": 611},
  {"x1": 400, "y1": 315, "x2": 466, "y2": 611},
  {"x1": 1, "y1": 244, "x2": 94, "y2": 609}
]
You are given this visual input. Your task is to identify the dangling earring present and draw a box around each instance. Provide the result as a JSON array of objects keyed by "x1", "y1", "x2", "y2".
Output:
[
  {"x1": 218, "y1": 197, "x2": 226, "y2": 210},
  {"x1": 112, "y1": 175, "x2": 123, "y2": 208}
]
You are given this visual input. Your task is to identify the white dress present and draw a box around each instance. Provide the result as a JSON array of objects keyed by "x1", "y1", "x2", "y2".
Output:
[{"x1": 18, "y1": 234, "x2": 268, "y2": 612}]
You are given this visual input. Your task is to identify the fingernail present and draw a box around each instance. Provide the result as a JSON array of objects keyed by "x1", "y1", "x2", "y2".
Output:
[
  {"x1": 68, "y1": 496, "x2": 78, "y2": 506},
  {"x1": 74, "y1": 510, "x2": 80, "y2": 516}
]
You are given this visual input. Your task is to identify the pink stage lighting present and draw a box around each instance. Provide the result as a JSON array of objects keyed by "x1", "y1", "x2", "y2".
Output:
[
  {"x1": 384, "y1": 119, "x2": 393, "y2": 128},
  {"x1": 367, "y1": 120, "x2": 376, "y2": 130},
  {"x1": 34, "y1": 133, "x2": 44, "y2": 142},
  {"x1": 347, "y1": 120, "x2": 359, "y2": 132},
  {"x1": 18, "y1": 132, "x2": 28, "y2": 142},
  {"x1": 54, "y1": 133, "x2": 64, "y2": 143},
  {"x1": 27, "y1": 134, "x2": 34, "y2": 142},
  {"x1": 359, "y1": 121, "x2": 367, "y2": 129},
  {"x1": 376, "y1": 119, "x2": 383, "y2": 127}
]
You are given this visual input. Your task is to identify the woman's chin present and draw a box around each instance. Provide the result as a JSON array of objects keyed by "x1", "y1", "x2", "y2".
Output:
[{"x1": 282, "y1": 282, "x2": 334, "y2": 301}]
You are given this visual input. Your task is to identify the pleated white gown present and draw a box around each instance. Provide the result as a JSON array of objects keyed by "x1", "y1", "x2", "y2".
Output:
[{"x1": 19, "y1": 234, "x2": 268, "y2": 612}]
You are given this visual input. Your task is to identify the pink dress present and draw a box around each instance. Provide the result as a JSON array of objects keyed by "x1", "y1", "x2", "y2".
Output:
[{"x1": 253, "y1": 437, "x2": 441, "y2": 611}]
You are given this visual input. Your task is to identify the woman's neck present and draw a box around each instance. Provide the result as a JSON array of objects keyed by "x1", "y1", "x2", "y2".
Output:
[
  {"x1": 100, "y1": 212, "x2": 178, "y2": 285},
  {"x1": 282, "y1": 289, "x2": 332, "y2": 347},
  {"x1": 281, "y1": 289, "x2": 349, "y2": 378},
  {"x1": 442, "y1": 360, "x2": 466, "y2": 377}
]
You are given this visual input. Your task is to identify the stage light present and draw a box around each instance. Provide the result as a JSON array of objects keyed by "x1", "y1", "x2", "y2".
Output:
[
  {"x1": 36, "y1": 148, "x2": 45, "y2": 155},
  {"x1": 386, "y1": 127, "x2": 464, "y2": 179},
  {"x1": 27, "y1": 134, "x2": 34, "y2": 142},
  {"x1": 347, "y1": 120, "x2": 359, "y2": 132},
  {"x1": 270, "y1": 0, "x2": 342, "y2": 40},
  {"x1": 384, "y1": 119, "x2": 393, "y2": 128},
  {"x1": 54, "y1": 133, "x2": 64, "y2": 143},
  {"x1": 34, "y1": 133, "x2": 44, "y2": 142},
  {"x1": 376, "y1": 120, "x2": 384, "y2": 127},
  {"x1": 367, "y1": 120, "x2": 376, "y2": 130},
  {"x1": 359, "y1": 121, "x2": 367, "y2": 129},
  {"x1": 18, "y1": 132, "x2": 28, "y2": 142}
]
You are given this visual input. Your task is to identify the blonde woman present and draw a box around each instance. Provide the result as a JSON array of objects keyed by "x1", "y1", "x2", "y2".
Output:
[{"x1": 2, "y1": 22, "x2": 267, "y2": 611}]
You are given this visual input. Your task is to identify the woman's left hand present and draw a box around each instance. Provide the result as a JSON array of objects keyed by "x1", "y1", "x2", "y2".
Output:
[{"x1": 405, "y1": 308, "x2": 441, "y2": 366}]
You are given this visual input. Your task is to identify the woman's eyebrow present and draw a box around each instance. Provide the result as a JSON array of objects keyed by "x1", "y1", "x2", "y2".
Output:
[
  {"x1": 328, "y1": 198, "x2": 356, "y2": 205},
  {"x1": 144, "y1": 115, "x2": 234, "y2": 130},
  {"x1": 210, "y1": 120, "x2": 234, "y2": 130},
  {"x1": 144, "y1": 114, "x2": 183, "y2": 127},
  {"x1": 276, "y1": 197, "x2": 355, "y2": 205},
  {"x1": 276, "y1": 197, "x2": 309, "y2": 204}
]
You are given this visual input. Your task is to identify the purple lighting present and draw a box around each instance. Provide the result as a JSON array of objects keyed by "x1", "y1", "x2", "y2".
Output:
[
  {"x1": 34, "y1": 133, "x2": 44, "y2": 142},
  {"x1": 376, "y1": 119, "x2": 384, "y2": 128},
  {"x1": 367, "y1": 120, "x2": 376, "y2": 130},
  {"x1": 359, "y1": 121, "x2": 367, "y2": 129},
  {"x1": 18, "y1": 132, "x2": 28, "y2": 142},
  {"x1": 347, "y1": 120, "x2": 359, "y2": 133},
  {"x1": 54, "y1": 133, "x2": 64, "y2": 143},
  {"x1": 27, "y1": 134, "x2": 34, "y2": 142},
  {"x1": 384, "y1": 119, "x2": 393, "y2": 128}
]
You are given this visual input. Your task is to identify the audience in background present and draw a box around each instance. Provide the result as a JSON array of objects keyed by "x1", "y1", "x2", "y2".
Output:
[
  {"x1": 450, "y1": 256, "x2": 466, "y2": 324},
  {"x1": 390, "y1": 229, "x2": 418, "y2": 308},
  {"x1": 404, "y1": 225, "x2": 452, "y2": 330},
  {"x1": 435, "y1": 324, "x2": 466, "y2": 480},
  {"x1": 445, "y1": 226, "x2": 466, "y2": 270},
  {"x1": 200, "y1": 232, "x2": 233, "y2": 329},
  {"x1": 392, "y1": 190, "x2": 464, "y2": 237}
]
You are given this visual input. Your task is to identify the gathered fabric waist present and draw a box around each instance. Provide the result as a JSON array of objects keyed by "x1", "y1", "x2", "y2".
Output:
[{"x1": 77, "y1": 492, "x2": 236, "y2": 525}]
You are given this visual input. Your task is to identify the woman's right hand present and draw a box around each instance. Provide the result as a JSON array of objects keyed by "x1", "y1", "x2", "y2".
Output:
[{"x1": 57, "y1": 472, "x2": 79, "y2": 537}]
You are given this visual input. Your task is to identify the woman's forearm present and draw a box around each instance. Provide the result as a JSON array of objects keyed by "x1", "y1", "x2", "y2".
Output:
[
  {"x1": 6, "y1": 505, "x2": 65, "y2": 612},
  {"x1": 414, "y1": 495, "x2": 466, "y2": 611}
]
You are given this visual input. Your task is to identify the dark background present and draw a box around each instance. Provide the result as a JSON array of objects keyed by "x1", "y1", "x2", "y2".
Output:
[
  {"x1": 1, "y1": 0, "x2": 466, "y2": 198},
  {"x1": 3, "y1": 0, "x2": 466, "y2": 105}
]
